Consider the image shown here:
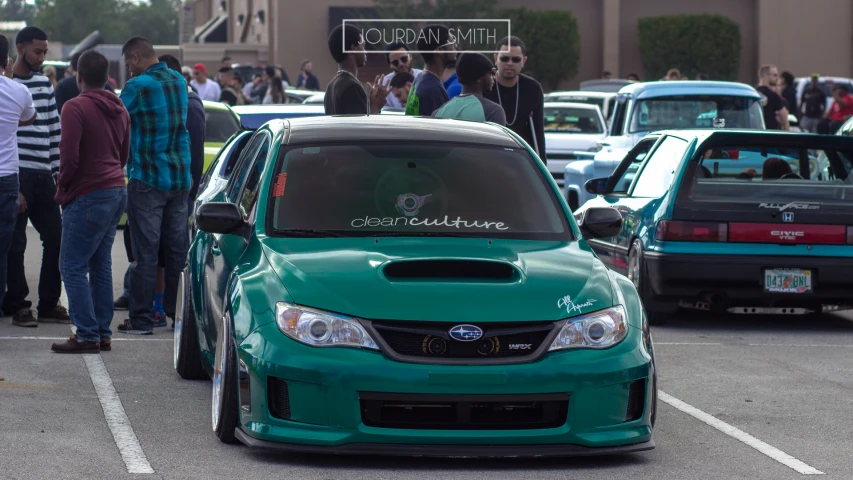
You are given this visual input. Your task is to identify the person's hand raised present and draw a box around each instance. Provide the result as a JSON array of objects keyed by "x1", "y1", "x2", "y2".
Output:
[{"x1": 368, "y1": 74, "x2": 388, "y2": 114}]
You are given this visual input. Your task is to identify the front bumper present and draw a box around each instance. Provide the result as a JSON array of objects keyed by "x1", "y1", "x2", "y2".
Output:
[
  {"x1": 234, "y1": 321, "x2": 654, "y2": 455},
  {"x1": 644, "y1": 251, "x2": 853, "y2": 309}
]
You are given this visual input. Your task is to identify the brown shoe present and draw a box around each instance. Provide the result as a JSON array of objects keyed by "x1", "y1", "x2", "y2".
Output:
[
  {"x1": 39, "y1": 305, "x2": 71, "y2": 324},
  {"x1": 100, "y1": 338, "x2": 112, "y2": 351},
  {"x1": 12, "y1": 309, "x2": 37, "y2": 328},
  {"x1": 51, "y1": 336, "x2": 100, "y2": 354}
]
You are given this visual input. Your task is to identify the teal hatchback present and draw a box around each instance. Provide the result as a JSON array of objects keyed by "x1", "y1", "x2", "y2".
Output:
[
  {"x1": 579, "y1": 129, "x2": 853, "y2": 324},
  {"x1": 173, "y1": 115, "x2": 657, "y2": 457}
]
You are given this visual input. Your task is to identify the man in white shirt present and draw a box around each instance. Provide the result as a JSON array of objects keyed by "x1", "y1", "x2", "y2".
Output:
[
  {"x1": 381, "y1": 43, "x2": 422, "y2": 109},
  {"x1": 0, "y1": 34, "x2": 37, "y2": 321},
  {"x1": 190, "y1": 63, "x2": 221, "y2": 101}
]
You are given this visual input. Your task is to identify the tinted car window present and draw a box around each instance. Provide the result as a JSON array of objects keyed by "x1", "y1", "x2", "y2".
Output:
[
  {"x1": 611, "y1": 139, "x2": 658, "y2": 194},
  {"x1": 629, "y1": 96, "x2": 764, "y2": 133},
  {"x1": 544, "y1": 106, "x2": 604, "y2": 134},
  {"x1": 238, "y1": 141, "x2": 271, "y2": 219},
  {"x1": 270, "y1": 143, "x2": 572, "y2": 240},
  {"x1": 631, "y1": 136, "x2": 689, "y2": 198},
  {"x1": 684, "y1": 144, "x2": 853, "y2": 206},
  {"x1": 226, "y1": 134, "x2": 267, "y2": 202},
  {"x1": 205, "y1": 108, "x2": 241, "y2": 143}
]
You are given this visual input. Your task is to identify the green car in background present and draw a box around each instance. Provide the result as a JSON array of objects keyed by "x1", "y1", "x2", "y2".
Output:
[
  {"x1": 119, "y1": 101, "x2": 241, "y2": 226},
  {"x1": 174, "y1": 115, "x2": 657, "y2": 457}
]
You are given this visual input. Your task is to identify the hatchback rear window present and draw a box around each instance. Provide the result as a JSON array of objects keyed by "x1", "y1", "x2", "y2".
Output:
[
  {"x1": 269, "y1": 142, "x2": 572, "y2": 240},
  {"x1": 682, "y1": 145, "x2": 853, "y2": 206}
]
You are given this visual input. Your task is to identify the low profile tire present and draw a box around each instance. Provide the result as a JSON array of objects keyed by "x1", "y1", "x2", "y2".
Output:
[
  {"x1": 174, "y1": 270, "x2": 208, "y2": 380},
  {"x1": 212, "y1": 314, "x2": 240, "y2": 444},
  {"x1": 627, "y1": 239, "x2": 669, "y2": 326}
]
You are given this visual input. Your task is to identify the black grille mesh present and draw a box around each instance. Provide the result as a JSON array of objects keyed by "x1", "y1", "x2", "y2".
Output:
[
  {"x1": 268, "y1": 377, "x2": 291, "y2": 420},
  {"x1": 625, "y1": 379, "x2": 646, "y2": 422}
]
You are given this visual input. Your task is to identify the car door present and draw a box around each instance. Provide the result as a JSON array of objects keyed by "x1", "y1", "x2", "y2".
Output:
[
  {"x1": 583, "y1": 137, "x2": 659, "y2": 271},
  {"x1": 203, "y1": 131, "x2": 272, "y2": 350},
  {"x1": 200, "y1": 132, "x2": 269, "y2": 350},
  {"x1": 612, "y1": 135, "x2": 691, "y2": 271}
]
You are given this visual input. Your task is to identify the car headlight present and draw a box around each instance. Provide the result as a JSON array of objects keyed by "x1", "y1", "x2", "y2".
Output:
[
  {"x1": 549, "y1": 305, "x2": 628, "y2": 351},
  {"x1": 275, "y1": 302, "x2": 378, "y2": 350}
]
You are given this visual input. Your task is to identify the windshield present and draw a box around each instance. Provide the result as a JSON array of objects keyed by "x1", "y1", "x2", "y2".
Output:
[
  {"x1": 546, "y1": 95, "x2": 605, "y2": 110},
  {"x1": 269, "y1": 143, "x2": 572, "y2": 240},
  {"x1": 205, "y1": 108, "x2": 241, "y2": 143},
  {"x1": 682, "y1": 144, "x2": 853, "y2": 206},
  {"x1": 629, "y1": 96, "x2": 764, "y2": 133},
  {"x1": 544, "y1": 106, "x2": 604, "y2": 134}
]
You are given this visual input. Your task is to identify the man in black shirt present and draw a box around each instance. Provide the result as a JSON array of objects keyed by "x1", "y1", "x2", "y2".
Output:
[
  {"x1": 484, "y1": 36, "x2": 546, "y2": 162},
  {"x1": 324, "y1": 24, "x2": 386, "y2": 115},
  {"x1": 54, "y1": 51, "x2": 113, "y2": 113},
  {"x1": 800, "y1": 74, "x2": 826, "y2": 133},
  {"x1": 756, "y1": 64, "x2": 789, "y2": 130}
]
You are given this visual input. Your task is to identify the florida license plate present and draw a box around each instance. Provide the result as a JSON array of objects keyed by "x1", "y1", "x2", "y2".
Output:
[{"x1": 764, "y1": 268, "x2": 812, "y2": 293}]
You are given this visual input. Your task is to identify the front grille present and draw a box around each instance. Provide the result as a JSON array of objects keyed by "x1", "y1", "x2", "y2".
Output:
[
  {"x1": 548, "y1": 153, "x2": 578, "y2": 161},
  {"x1": 360, "y1": 392, "x2": 569, "y2": 430},
  {"x1": 625, "y1": 379, "x2": 646, "y2": 422},
  {"x1": 550, "y1": 171, "x2": 565, "y2": 181},
  {"x1": 368, "y1": 321, "x2": 556, "y2": 363},
  {"x1": 268, "y1": 377, "x2": 291, "y2": 420}
]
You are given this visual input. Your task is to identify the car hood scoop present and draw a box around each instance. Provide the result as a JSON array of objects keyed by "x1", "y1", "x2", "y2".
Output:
[
  {"x1": 381, "y1": 259, "x2": 520, "y2": 283},
  {"x1": 260, "y1": 238, "x2": 613, "y2": 323}
]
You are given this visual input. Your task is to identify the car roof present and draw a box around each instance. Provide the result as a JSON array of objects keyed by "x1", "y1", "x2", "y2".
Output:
[
  {"x1": 279, "y1": 115, "x2": 522, "y2": 147},
  {"x1": 617, "y1": 81, "x2": 761, "y2": 99},
  {"x1": 543, "y1": 102, "x2": 602, "y2": 111},
  {"x1": 545, "y1": 91, "x2": 616, "y2": 99},
  {"x1": 648, "y1": 129, "x2": 853, "y2": 148},
  {"x1": 232, "y1": 104, "x2": 326, "y2": 115}
]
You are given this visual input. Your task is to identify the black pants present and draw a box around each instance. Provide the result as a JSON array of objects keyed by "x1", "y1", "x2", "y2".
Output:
[{"x1": 2, "y1": 170, "x2": 62, "y2": 315}]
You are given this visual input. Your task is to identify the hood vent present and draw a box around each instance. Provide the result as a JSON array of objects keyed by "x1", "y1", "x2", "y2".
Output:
[{"x1": 382, "y1": 260, "x2": 519, "y2": 282}]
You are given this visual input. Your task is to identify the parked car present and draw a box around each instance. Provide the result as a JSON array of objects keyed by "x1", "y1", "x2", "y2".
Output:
[
  {"x1": 231, "y1": 104, "x2": 326, "y2": 129},
  {"x1": 543, "y1": 91, "x2": 617, "y2": 124},
  {"x1": 564, "y1": 81, "x2": 766, "y2": 210},
  {"x1": 577, "y1": 129, "x2": 853, "y2": 324},
  {"x1": 302, "y1": 93, "x2": 325, "y2": 105},
  {"x1": 836, "y1": 115, "x2": 853, "y2": 136},
  {"x1": 174, "y1": 115, "x2": 657, "y2": 456},
  {"x1": 543, "y1": 102, "x2": 608, "y2": 188},
  {"x1": 579, "y1": 79, "x2": 633, "y2": 93}
]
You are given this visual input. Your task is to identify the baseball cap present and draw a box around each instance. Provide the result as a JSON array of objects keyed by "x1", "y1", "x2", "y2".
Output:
[{"x1": 193, "y1": 63, "x2": 207, "y2": 72}]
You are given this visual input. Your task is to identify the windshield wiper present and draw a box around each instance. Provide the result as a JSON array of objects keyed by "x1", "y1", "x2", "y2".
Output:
[
  {"x1": 368, "y1": 232, "x2": 472, "y2": 238},
  {"x1": 276, "y1": 229, "x2": 346, "y2": 238}
]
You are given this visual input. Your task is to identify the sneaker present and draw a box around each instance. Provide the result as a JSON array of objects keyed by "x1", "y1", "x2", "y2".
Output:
[
  {"x1": 51, "y1": 336, "x2": 100, "y2": 354},
  {"x1": 12, "y1": 308, "x2": 37, "y2": 328},
  {"x1": 39, "y1": 305, "x2": 72, "y2": 324},
  {"x1": 100, "y1": 337, "x2": 112, "y2": 351},
  {"x1": 114, "y1": 296, "x2": 130, "y2": 311},
  {"x1": 117, "y1": 319, "x2": 153, "y2": 336},
  {"x1": 153, "y1": 312, "x2": 167, "y2": 328}
]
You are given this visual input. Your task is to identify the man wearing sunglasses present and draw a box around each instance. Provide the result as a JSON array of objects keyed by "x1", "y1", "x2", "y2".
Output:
[
  {"x1": 484, "y1": 36, "x2": 547, "y2": 163},
  {"x1": 405, "y1": 24, "x2": 457, "y2": 117},
  {"x1": 381, "y1": 42, "x2": 422, "y2": 109}
]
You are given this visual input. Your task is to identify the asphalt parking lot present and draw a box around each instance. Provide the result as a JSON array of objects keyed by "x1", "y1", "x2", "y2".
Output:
[{"x1": 2, "y1": 226, "x2": 851, "y2": 479}]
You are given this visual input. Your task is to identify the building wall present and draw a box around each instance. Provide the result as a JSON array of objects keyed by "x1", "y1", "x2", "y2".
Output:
[{"x1": 619, "y1": 0, "x2": 758, "y2": 84}]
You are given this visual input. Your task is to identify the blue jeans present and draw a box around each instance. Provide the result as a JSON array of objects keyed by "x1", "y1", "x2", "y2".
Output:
[
  {"x1": 0, "y1": 174, "x2": 20, "y2": 317},
  {"x1": 59, "y1": 187, "x2": 127, "y2": 342},
  {"x1": 126, "y1": 180, "x2": 189, "y2": 330}
]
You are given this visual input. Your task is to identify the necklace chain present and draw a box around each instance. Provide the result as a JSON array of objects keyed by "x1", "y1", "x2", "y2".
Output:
[{"x1": 496, "y1": 81, "x2": 520, "y2": 126}]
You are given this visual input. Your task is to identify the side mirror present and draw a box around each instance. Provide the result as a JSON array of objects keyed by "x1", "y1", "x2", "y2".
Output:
[
  {"x1": 196, "y1": 202, "x2": 244, "y2": 234},
  {"x1": 584, "y1": 177, "x2": 609, "y2": 195},
  {"x1": 577, "y1": 207, "x2": 622, "y2": 239}
]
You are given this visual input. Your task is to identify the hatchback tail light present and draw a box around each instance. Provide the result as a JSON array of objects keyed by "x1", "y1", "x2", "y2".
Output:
[{"x1": 655, "y1": 221, "x2": 728, "y2": 242}]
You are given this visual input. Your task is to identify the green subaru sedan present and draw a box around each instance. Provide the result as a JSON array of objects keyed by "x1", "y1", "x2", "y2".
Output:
[{"x1": 174, "y1": 115, "x2": 657, "y2": 457}]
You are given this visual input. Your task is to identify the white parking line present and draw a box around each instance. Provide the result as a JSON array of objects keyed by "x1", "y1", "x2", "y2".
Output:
[
  {"x1": 83, "y1": 354, "x2": 155, "y2": 474},
  {"x1": 748, "y1": 344, "x2": 853, "y2": 348},
  {"x1": 658, "y1": 390, "x2": 824, "y2": 475},
  {"x1": 656, "y1": 342, "x2": 723, "y2": 345}
]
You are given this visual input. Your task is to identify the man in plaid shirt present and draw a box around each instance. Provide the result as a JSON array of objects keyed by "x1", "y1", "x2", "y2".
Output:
[{"x1": 118, "y1": 37, "x2": 191, "y2": 335}]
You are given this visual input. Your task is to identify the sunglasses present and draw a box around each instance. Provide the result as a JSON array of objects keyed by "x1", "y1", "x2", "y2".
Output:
[
  {"x1": 499, "y1": 55, "x2": 523, "y2": 64},
  {"x1": 391, "y1": 55, "x2": 409, "y2": 67}
]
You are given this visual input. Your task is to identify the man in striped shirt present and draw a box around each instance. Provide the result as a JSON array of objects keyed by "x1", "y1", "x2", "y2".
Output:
[{"x1": 3, "y1": 27, "x2": 69, "y2": 327}]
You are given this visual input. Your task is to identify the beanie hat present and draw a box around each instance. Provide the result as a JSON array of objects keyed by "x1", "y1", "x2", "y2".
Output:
[
  {"x1": 456, "y1": 52, "x2": 494, "y2": 84},
  {"x1": 417, "y1": 24, "x2": 453, "y2": 52}
]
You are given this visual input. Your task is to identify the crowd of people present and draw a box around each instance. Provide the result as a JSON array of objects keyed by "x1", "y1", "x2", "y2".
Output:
[
  {"x1": 323, "y1": 24, "x2": 548, "y2": 162},
  {"x1": 1, "y1": 27, "x2": 205, "y2": 353}
]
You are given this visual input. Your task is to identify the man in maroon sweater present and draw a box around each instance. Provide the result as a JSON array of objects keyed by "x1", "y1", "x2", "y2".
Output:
[{"x1": 51, "y1": 50, "x2": 130, "y2": 354}]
